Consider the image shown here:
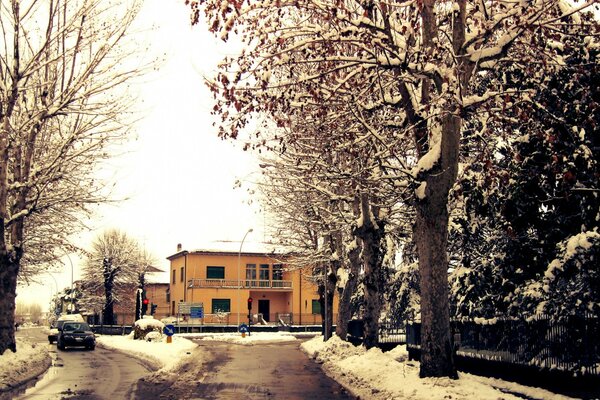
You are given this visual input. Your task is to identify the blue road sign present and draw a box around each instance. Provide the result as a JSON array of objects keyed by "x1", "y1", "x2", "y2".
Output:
[
  {"x1": 163, "y1": 324, "x2": 175, "y2": 336},
  {"x1": 190, "y1": 306, "x2": 204, "y2": 318},
  {"x1": 239, "y1": 323, "x2": 249, "y2": 333}
]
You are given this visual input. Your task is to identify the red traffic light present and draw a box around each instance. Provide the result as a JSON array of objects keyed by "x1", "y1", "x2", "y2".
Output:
[
  {"x1": 247, "y1": 297, "x2": 253, "y2": 310},
  {"x1": 142, "y1": 298, "x2": 149, "y2": 305}
]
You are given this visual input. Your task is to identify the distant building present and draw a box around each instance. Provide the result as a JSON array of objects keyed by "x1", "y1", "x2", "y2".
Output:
[
  {"x1": 80, "y1": 266, "x2": 169, "y2": 325},
  {"x1": 167, "y1": 245, "x2": 336, "y2": 325},
  {"x1": 144, "y1": 282, "x2": 169, "y2": 320}
]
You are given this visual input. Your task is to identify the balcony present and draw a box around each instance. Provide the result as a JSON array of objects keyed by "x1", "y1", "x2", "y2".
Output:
[{"x1": 188, "y1": 279, "x2": 292, "y2": 290}]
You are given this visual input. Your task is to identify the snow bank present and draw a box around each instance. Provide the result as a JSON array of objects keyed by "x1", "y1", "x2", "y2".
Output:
[
  {"x1": 179, "y1": 331, "x2": 300, "y2": 346},
  {"x1": 0, "y1": 338, "x2": 51, "y2": 393},
  {"x1": 96, "y1": 333, "x2": 196, "y2": 372},
  {"x1": 301, "y1": 335, "x2": 574, "y2": 400}
]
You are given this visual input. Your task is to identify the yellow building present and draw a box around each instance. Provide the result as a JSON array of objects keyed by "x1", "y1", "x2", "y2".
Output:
[{"x1": 167, "y1": 246, "x2": 336, "y2": 325}]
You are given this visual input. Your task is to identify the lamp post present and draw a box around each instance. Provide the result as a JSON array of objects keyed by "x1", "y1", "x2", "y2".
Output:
[
  {"x1": 62, "y1": 252, "x2": 74, "y2": 313},
  {"x1": 237, "y1": 228, "x2": 253, "y2": 327}
]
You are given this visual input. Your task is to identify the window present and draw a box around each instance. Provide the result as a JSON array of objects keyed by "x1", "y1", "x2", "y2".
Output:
[
  {"x1": 259, "y1": 264, "x2": 270, "y2": 280},
  {"x1": 259, "y1": 264, "x2": 270, "y2": 287},
  {"x1": 212, "y1": 299, "x2": 231, "y2": 313},
  {"x1": 166, "y1": 288, "x2": 170, "y2": 303},
  {"x1": 312, "y1": 300, "x2": 321, "y2": 315},
  {"x1": 273, "y1": 264, "x2": 283, "y2": 280},
  {"x1": 172, "y1": 270, "x2": 176, "y2": 284},
  {"x1": 180, "y1": 267, "x2": 184, "y2": 282},
  {"x1": 246, "y1": 264, "x2": 256, "y2": 286},
  {"x1": 207, "y1": 266, "x2": 225, "y2": 279}
]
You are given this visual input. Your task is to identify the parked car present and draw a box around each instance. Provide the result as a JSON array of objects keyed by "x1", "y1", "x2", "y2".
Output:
[
  {"x1": 57, "y1": 321, "x2": 96, "y2": 350},
  {"x1": 48, "y1": 314, "x2": 85, "y2": 344}
]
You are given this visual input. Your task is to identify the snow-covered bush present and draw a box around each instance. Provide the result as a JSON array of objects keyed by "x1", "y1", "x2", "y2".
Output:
[
  {"x1": 133, "y1": 317, "x2": 164, "y2": 340},
  {"x1": 538, "y1": 231, "x2": 600, "y2": 318},
  {"x1": 144, "y1": 331, "x2": 162, "y2": 342}
]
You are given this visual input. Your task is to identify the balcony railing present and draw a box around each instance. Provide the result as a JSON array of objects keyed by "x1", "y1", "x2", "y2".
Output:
[{"x1": 188, "y1": 278, "x2": 292, "y2": 290}]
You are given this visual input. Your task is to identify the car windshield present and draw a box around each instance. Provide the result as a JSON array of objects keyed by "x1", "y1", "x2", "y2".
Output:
[{"x1": 62, "y1": 322, "x2": 90, "y2": 332}]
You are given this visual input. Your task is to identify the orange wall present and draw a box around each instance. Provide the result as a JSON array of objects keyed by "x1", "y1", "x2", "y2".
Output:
[{"x1": 167, "y1": 250, "x2": 337, "y2": 322}]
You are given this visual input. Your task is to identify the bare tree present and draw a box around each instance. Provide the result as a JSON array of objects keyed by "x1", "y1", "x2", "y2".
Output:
[
  {"x1": 190, "y1": 0, "x2": 595, "y2": 377},
  {"x1": 80, "y1": 229, "x2": 146, "y2": 325},
  {"x1": 0, "y1": 0, "x2": 145, "y2": 354}
]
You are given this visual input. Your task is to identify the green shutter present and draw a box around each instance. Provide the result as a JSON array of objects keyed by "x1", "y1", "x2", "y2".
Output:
[
  {"x1": 312, "y1": 300, "x2": 321, "y2": 314},
  {"x1": 207, "y1": 266, "x2": 225, "y2": 279},
  {"x1": 212, "y1": 299, "x2": 231, "y2": 313}
]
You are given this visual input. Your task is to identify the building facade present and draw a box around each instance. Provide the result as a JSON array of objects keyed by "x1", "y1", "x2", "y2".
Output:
[{"x1": 167, "y1": 247, "x2": 335, "y2": 325}]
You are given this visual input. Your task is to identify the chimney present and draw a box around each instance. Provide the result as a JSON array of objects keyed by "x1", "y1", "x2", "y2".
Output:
[{"x1": 177, "y1": 243, "x2": 182, "y2": 252}]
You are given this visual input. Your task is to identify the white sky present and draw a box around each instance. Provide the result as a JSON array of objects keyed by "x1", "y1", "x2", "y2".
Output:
[{"x1": 16, "y1": 0, "x2": 265, "y2": 310}]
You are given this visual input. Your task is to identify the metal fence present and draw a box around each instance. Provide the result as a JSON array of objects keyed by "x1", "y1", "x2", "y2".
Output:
[
  {"x1": 346, "y1": 318, "x2": 407, "y2": 344},
  {"x1": 407, "y1": 315, "x2": 600, "y2": 375}
]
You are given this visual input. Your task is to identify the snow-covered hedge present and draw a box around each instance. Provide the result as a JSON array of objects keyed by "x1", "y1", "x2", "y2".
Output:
[{"x1": 133, "y1": 316, "x2": 165, "y2": 340}]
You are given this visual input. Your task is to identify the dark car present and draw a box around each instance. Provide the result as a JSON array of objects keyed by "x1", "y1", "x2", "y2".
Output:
[{"x1": 57, "y1": 322, "x2": 96, "y2": 350}]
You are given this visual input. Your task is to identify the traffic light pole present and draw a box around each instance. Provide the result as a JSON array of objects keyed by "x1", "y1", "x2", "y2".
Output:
[{"x1": 247, "y1": 297, "x2": 253, "y2": 336}]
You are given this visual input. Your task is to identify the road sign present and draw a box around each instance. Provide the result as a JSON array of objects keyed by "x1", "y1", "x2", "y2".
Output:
[
  {"x1": 190, "y1": 306, "x2": 204, "y2": 319},
  {"x1": 163, "y1": 324, "x2": 175, "y2": 337},
  {"x1": 239, "y1": 323, "x2": 249, "y2": 333},
  {"x1": 178, "y1": 302, "x2": 191, "y2": 314}
]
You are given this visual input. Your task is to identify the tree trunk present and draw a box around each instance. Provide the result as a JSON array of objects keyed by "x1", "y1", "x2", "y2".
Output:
[
  {"x1": 336, "y1": 237, "x2": 361, "y2": 340},
  {"x1": 318, "y1": 263, "x2": 336, "y2": 340},
  {"x1": 355, "y1": 193, "x2": 386, "y2": 349},
  {"x1": 415, "y1": 113, "x2": 460, "y2": 379},
  {"x1": 0, "y1": 249, "x2": 22, "y2": 355},
  {"x1": 103, "y1": 259, "x2": 115, "y2": 325}
]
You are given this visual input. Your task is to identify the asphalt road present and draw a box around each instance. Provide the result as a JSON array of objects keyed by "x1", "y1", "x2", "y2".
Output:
[
  {"x1": 14, "y1": 327, "x2": 150, "y2": 400},
  {"x1": 15, "y1": 329, "x2": 354, "y2": 399},
  {"x1": 136, "y1": 339, "x2": 355, "y2": 399}
]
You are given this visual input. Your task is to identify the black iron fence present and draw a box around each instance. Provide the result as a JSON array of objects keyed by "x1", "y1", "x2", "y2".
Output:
[
  {"x1": 407, "y1": 314, "x2": 600, "y2": 375},
  {"x1": 346, "y1": 317, "x2": 407, "y2": 345}
]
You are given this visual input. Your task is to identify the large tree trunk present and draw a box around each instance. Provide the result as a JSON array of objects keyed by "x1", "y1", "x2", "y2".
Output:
[
  {"x1": 415, "y1": 113, "x2": 461, "y2": 379},
  {"x1": 355, "y1": 193, "x2": 386, "y2": 349},
  {"x1": 336, "y1": 237, "x2": 361, "y2": 340},
  {"x1": 103, "y1": 258, "x2": 115, "y2": 325},
  {"x1": 0, "y1": 248, "x2": 22, "y2": 354}
]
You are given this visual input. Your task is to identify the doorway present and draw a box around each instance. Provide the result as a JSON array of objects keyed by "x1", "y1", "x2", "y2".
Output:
[{"x1": 258, "y1": 299, "x2": 270, "y2": 322}]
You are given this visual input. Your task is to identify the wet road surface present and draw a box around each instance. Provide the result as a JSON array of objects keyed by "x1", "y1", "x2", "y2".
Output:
[
  {"x1": 136, "y1": 339, "x2": 355, "y2": 399},
  {"x1": 15, "y1": 344, "x2": 149, "y2": 400}
]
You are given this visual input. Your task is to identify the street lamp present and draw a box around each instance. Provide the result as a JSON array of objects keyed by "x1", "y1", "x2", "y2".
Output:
[
  {"x1": 237, "y1": 228, "x2": 253, "y2": 327},
  {"x1": 62, "y1": 252, "x2": 74, "y2": 313}
]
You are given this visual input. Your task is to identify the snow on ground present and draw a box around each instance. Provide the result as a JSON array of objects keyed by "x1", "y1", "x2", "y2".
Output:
[
  {"x1": 96, "y1": 332, "x2": 197, "y2": 372},
  {"x1": 1, "y1": 330, "x2": 579, "y2": 399},
  {"x1": 0, "y1": 337, "x2": 51, "y2": 393},
  {"x1": 301, "y1": 335, "x2": 575, "y2": 400},
  {"x1": 177, "y1": 331, "x2": 303, "y2": 345}
]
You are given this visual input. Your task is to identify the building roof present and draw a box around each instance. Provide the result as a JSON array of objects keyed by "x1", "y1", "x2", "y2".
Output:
[
  {"x1": 146, "y1": 265, "x2": 165, "y2": 273},
  {"x1": 166, "y1": 248, "x2": 287, "y2": 261}
]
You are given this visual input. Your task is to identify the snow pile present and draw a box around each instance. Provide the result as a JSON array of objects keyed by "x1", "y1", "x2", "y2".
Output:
[
  {"x1": 96, "y1": 333, "x2": 196, "y2": 372},
  {"x1": 134, "y1": 316, "x2": 165, "y2": 331},
  {"x1": 301, "y1": 335, "x2": 573, "y2": 400},
  {"x1": 179, "y1": 331, "x2": 300, "y2": 345},
  {"x1": 0, "y1": 338, "x2": 51, "y2": 393}
]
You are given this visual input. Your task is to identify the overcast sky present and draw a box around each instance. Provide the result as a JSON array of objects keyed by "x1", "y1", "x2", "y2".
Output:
[{"x1": 17, "y1": 0, "x2": 265, "y2": 310}]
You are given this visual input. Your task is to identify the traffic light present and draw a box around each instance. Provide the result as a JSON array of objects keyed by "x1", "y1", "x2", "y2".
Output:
[
  {"x1": 141, "y1": 295, "x2": 149, "y2": 315},
  {"x1": 150, "y1": 303, "x2": 157, "y2": 315},
  {"x1": 247, "y1": 297, "x2": 253, "y2": 310}
]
